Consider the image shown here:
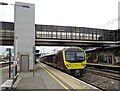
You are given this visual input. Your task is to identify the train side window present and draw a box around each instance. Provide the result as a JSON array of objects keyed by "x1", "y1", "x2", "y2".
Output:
[{"x1": 53, "y1": 55, "x2": 58, "y2": 64}]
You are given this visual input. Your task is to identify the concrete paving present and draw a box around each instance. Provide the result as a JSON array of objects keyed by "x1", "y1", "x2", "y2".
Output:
[
  {"x1": 0, "y1": 66, "x2": 10, "y2": 91},
  {"x1": 15, "y1": 63, "x2": 66, "y2": 90},
  {"x1": 1, "y1": 63, "x2": 101, "y2": 91}
]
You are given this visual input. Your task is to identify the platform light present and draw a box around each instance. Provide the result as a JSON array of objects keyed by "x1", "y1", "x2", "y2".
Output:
[
  {"x1": 0, "y1": 2, "x2": 8, "y2": 5},
  {"x1": 0, "y1": 2, "x2": 30, "y2": 8}
]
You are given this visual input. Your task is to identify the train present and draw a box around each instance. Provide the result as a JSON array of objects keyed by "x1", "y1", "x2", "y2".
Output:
[{"x1": 40, "y1": 47, "x2": 87, "y2": 77}]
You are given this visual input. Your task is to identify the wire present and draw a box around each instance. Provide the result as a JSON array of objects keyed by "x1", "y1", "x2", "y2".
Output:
[{"x1": 100, "y1": 17, "x2": 120, "y2": 28}]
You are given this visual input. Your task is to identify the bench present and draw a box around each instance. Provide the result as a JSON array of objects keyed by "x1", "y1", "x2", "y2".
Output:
[{"x1": 0, "y1": 73, "x2": 19, "y2": 90}]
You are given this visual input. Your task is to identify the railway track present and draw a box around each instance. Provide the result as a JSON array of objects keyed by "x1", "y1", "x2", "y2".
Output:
[{"x1": 86, "y1": 67, "x2": 120, "y2": 81}]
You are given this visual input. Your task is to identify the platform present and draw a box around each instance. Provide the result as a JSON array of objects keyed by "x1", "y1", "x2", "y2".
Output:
[{"x1": 14, "y1": 62, "x2": 100, "y2": 90}]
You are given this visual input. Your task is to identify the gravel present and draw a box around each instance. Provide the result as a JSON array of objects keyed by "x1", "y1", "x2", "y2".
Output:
[{"x1": 79, "y1": 72, "x2": 120, "y2": 91}]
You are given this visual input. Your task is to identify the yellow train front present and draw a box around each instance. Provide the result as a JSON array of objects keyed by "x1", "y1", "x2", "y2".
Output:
[{"x1": 40, "y1": 47, "x2": 87, "y2": 77}]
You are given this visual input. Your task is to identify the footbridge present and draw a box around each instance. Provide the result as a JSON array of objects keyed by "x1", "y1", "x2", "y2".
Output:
[{"x1": 1, "y1": 21, "x2": 120, "y2": 47}]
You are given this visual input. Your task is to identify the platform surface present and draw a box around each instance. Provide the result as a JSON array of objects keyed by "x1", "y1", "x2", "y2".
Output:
[{"x1": 14, "y1": 62, "x2": 100, "y2": 90}]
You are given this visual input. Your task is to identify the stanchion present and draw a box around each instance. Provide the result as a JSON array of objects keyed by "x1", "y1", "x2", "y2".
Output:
[{"x1": 8, "y1": 48, "x2": 11, "y2": 79}]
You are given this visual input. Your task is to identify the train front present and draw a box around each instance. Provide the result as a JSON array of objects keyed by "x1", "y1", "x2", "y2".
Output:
[{"x1": 62, "y1": 47, "x2": 87, "y2": 76}]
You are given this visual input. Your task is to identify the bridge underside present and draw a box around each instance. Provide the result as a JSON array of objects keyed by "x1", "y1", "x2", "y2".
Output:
[
  {"x1": 1, "y1": 38, "x2": 118, "y2": 47},
  {"x1": 36, "y1": 39, "x2": 118, "y2": 47},
  {"x1": 0, "y1": 38, "x2": 13, "y2": 46}
]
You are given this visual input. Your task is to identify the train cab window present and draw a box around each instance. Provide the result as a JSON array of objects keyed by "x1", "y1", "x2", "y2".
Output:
[
  {"x1": 65, "y1": 51, "x2": 85, "y2": 62},
  {"x1": 66, "y1": 52, "x2": 75, "y2": 62},
  {"x1": 76, "y1": 52, "x2": 84, "y2": 61}
]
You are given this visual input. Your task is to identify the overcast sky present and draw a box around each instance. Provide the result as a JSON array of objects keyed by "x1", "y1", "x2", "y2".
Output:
[
  {"x1": 0, "y1": 0, "x2": 119, "y2": 54},
  {"x1": 0, "y1": 0, "x2": 119, "y2": 30}
]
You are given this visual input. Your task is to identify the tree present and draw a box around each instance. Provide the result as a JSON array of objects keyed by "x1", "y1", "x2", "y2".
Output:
[{"x1": 0, "y1": 55, "x2": 4, "y2": 62}]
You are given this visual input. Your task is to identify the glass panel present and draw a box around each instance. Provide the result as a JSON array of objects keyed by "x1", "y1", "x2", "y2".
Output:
[
  {"x1": 53, "y1": 26, "x2": 57, "y2": 31},
  {"x1": 65, "y1": 51, "x2": 85, "y2": 62},
  {"x1": 97, "y1": 34, "x2": 101, "y2": 40},
  {"x1": 42, "y1": 31, "x2": 47, "y2": 38},
  {"x1": 66, "y1": 27, "x2": 71, "y2": 32},
  {"x1": 76, "y1": 33, "x2": 79, "y2": 39},
  {"x1": 67, "y1": 32, "x2": 71, "y2": 39},
  {"x1": 48, "y1": 32, "x2": 52, "y2": 38},
  {"x1": 79, "y1": 27, "x2": 85, "y2": 33},
  {"x1": 89, "y1": 34, "x2": 92, "y2": 40},
  {"x1": 86, "y1": 34, "x2": 89, "y2": 40},
  {"x1": 76, "y1": 28, "x2": 80, "y2": 32},
  {"x1": 53, "y1": 32, "x2": 56, "y2": 38},
  {"x1": 81, "y1": 33, "x2": 85, "y2": 39},
  {"x1": 46, "y1": 32, "x2": 49, "y2": 38},
  {"x1": 42, "y1": 25, "x2": 47, "y2": 31},
  {"x1": 76, "y1": 52, "x2": 84, "y2": 61},
  {"x1": 73, "y1": 33, "x2": 76, "y2": 39},
  {"x1": 62, "y1": 32, "x2": 66, "y2": 39},
  {"x1": 93, "y1": 34, "x2": 96, "y2": 40},
  {"x1": 66, "y1": 52, "x2": 75, "y2": 61},
  {"x1": 57, "y1": 32, "x2": 61, "y2": 38}
]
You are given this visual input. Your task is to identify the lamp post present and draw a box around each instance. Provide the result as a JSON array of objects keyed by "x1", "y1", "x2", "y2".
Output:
[
  {"x1": 0, "y1": 2, "x2": 30, "y2": 7},
  {"x1": 8, "y1": 49, "x2": 11, "y2": 78},
  {"x1": 6, "y1": 48, "x2": 11, "y2": 78},
  {"x1": 0, "y1": 2, "x2": 8, "y2": 5},
  {"x1": 14, "y1": 35, "x2": 18, "y2": 76}
]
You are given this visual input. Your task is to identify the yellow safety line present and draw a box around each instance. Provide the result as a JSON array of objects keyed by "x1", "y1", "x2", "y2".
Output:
[{"x1": 39, "y1": 63, "x2": 70, "y2": 91}]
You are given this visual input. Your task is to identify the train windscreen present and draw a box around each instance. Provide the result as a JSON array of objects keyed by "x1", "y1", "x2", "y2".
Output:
[{"x1": 65, "y1": 52, "x2": 85, "y2": 62}]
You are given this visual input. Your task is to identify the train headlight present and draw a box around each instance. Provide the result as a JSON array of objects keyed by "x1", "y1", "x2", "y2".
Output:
[{"x1": 66, "y1": 64, "x2": 71, "y2": 67}]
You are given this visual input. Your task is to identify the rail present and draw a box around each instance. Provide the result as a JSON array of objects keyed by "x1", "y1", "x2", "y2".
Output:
[
  {"x1": 86, "y1": 67, "x2": 120, "y2": 81},
  {"x1": 87, "y1": 63, "x2": 120, "y2": 71}
]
